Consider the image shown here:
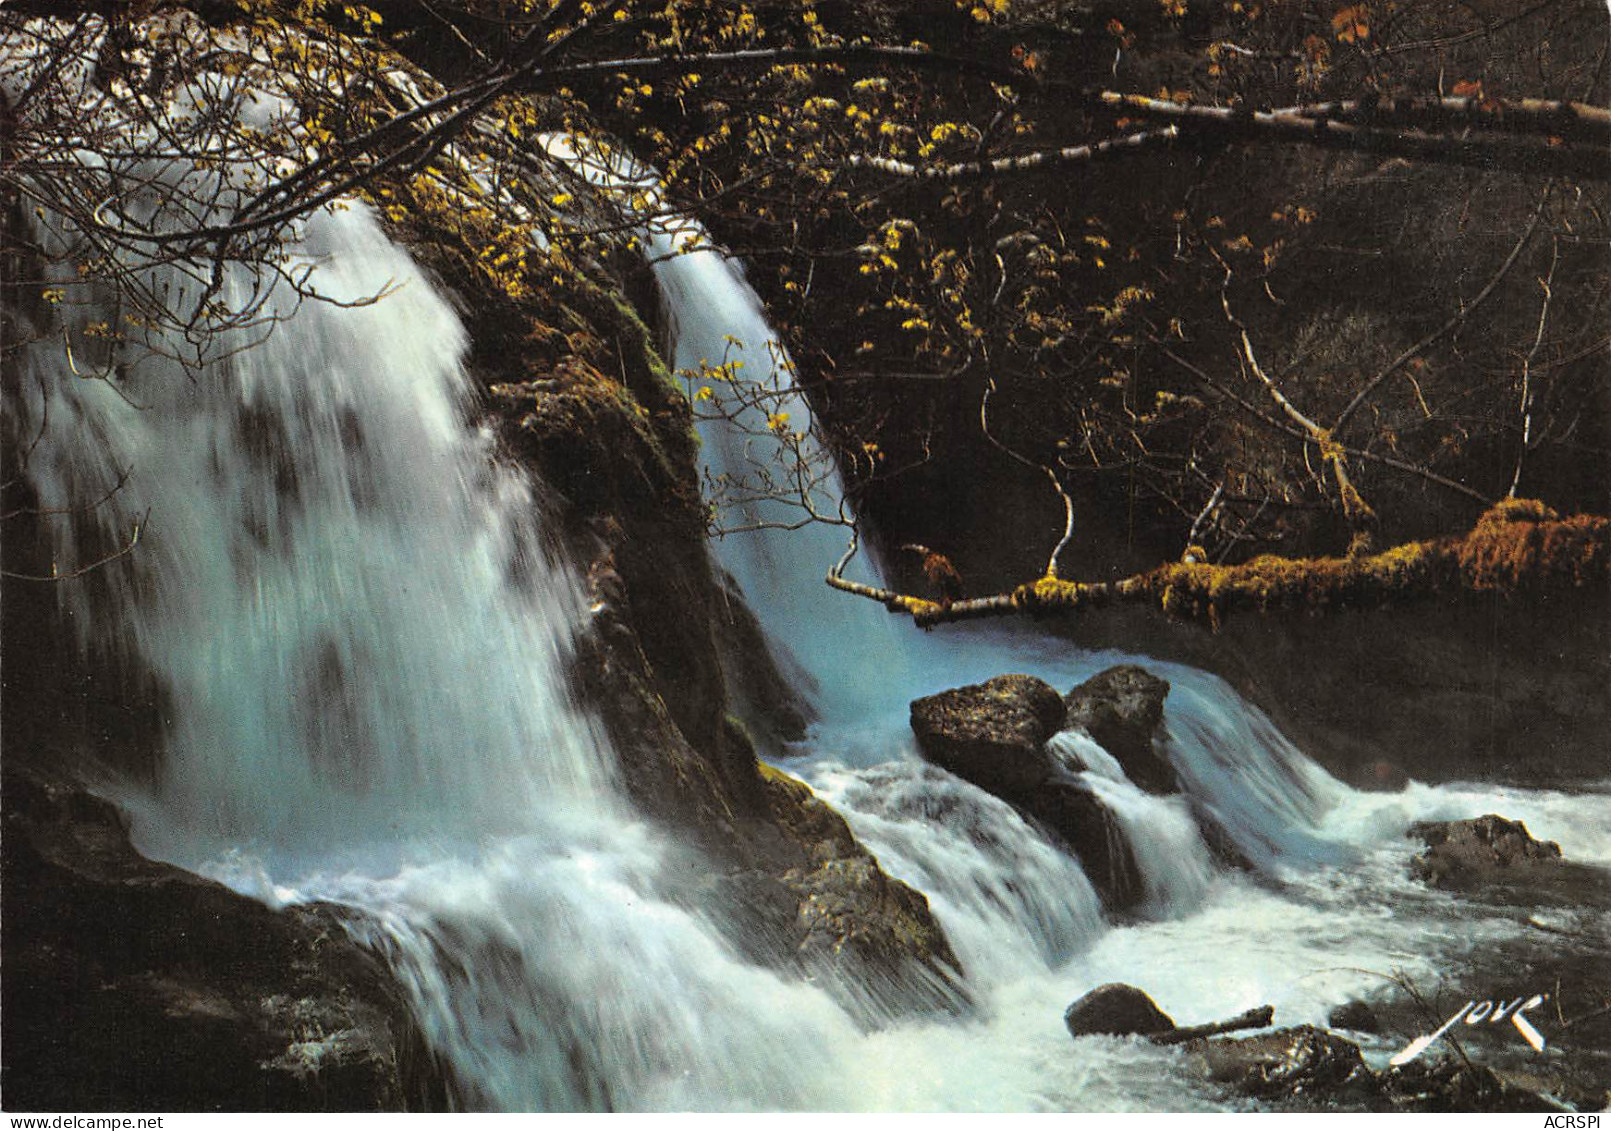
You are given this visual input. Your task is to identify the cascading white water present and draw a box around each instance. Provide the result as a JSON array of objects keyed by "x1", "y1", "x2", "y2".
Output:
[
  {"x1": 1048, "y1": 730, "x2": 1216, "y2": 915},
  {"x1": 13, "y1": 180, "x2": 1307, "y2": 1112},
  {"x1": 639, "y1": 201, "x2": 1611, "y2": 1102},
  {"x1": 535, "y1": 130, "x2": 914, "y2": 724},
  {"x1": 648, "y1": 238, "x2": 919, "y2": 723},
  {"x1": 633, "y1": 206, "x2": 1352, "y2": 872},
  {"x1": 808, "y1": 755, "x2": 1106, "y2": 981},
  {"x1": 28, "y1": 217, "x2": 617, "y2": 871},
  {"x1": 18, "y1": 192, "x2": 932, "y2": 1109}
]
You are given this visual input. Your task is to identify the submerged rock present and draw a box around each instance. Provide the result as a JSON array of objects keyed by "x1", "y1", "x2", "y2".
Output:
[
  {"x1": 909, "y1": 674, "x2": 1065, "y2": 794},
  {"x1": 0, "y1": 768, "x2": 447, "y2": 1112},
  {"x1": 1408, "y1": 814, "x2": 1563, "y2": 888},
  {"x1": 1194, "y1": 1024, "x2": 1375, "y2": 1103},
  {"x1": 716, "y1": 762, "x2": 965, "y2": 1014},
  {"x1": 1063, "y1": 983, "x2": 1176, "y2": 1038},
  {"x1": 1063, "y1": 666, "x2": 1177, "y2": 794}
]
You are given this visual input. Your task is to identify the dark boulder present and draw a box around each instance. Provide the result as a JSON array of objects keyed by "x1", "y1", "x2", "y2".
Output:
[
  {"x1": 1, "y1": 768, "x2": 448, "y2": 1112},
  {"x1": 1195, "y1": 1025, "x2": 1376, "y2": 1103},
  {"x1": 1032, "y1": 781, "x2": 1143, "y2": 908},
  {"x1": 1063, "y1": 666, "x2": 1176, "y2": 794},
  {"x1": 909, "y1": 675, "x2": 1141, "y2": 909},
  {"x1": 1408, "y1": 814, "x2": 1563, "y2": 889},
  {"x1": 1064, "y1": 983, "x2": 1177, "y2": 1039},
  {"x1": 1327, "y1": 1000, "x2": 1381, "y2": 1034},
  {"x1": 1192, "y1": 1024, "x2": 1558, "y2": 1111},
  {"x1": 910, "y1": 675, "x2": 1065, "y2": 795},
  {"x1": 1378, "y1": 1062, "x2": 1561, "y2": 1113}
]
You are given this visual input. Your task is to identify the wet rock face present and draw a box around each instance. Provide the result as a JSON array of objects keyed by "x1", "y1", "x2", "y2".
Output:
[
  {"x1": 1377, "y1": 1062, "x2": 1562, "y2": 1113},
  {"x1": 1057, "y1": 980, "x2": 1566, "y2": 1114},
  {"x1": 909, "y1": 673, "x2": 1143, "y2": 908},
  {"x1": 1356, "y1": 760, "x2": 1410, "y2": 792},
  {"x1": 1197, "y1": 1025, "x2": 1373, "y2": 1102},
  {"x1": 909, "y1": 674, "x2": 1066, "y2": 794},
  {"x1": 1408, "y1": 814, "x2": 1563, "y2": 888},
  {"x1": 1062, "y1": 665, "x2": 1176, "y2": 794},
  {"x1": 1198, "y1": 1026, "x2": 1558, "y2": 1112},
  {"x1": 0, "y1": 768, "x2": 448, "y2": 1112},
  {"x1": 1063, "y1": 983, "x2": 1176, "y2": 1039},
  {"x1": 1031, "y1": 782, "x2": 1143, "y2": 907},
  {"x1": 493, "y1": 373, "x2": 959, "y2": 1006},
  {"x1": 713, "y1": 762, "x2": 966, "y2": 1016}
]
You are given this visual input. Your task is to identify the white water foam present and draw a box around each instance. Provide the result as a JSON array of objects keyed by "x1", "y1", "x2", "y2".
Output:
[
  {"x1": 1050, "y1": 730, "x2": 1217, "y2": 915},
  {"x1": 806, "y1": 753, "x2": 1105, "y2": 983}
]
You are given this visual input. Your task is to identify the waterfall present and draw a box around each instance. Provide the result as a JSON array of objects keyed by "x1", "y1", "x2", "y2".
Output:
[
  {"x1": 19, "y1": 205, "x2": 612, "y2": 870},
  {"x1": 14, "y1": 87, "x2": 1609, "y2": 1110},
  {"x1": 649, "y1": 236, "x2": 919, "y2": 723},
  {"x1": 536, "y1": 130, "x2": 914, "y2": 723},
  {"x1": 636, "y1": 214, "x2": 1611, "y2": 1095},
  {"x1": 634, "y1": 205, "x2": 1355, "y2": 894},
  {"x1": 13, "y1": 180, "x2": 876, "y2": 1108}
]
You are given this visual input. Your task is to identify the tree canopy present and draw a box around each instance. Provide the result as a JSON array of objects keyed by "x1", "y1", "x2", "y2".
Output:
[{"x1": 3, "y1": 0, "x2": 1608, "y2": 621}]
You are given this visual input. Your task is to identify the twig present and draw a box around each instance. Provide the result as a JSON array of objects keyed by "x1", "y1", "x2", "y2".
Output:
[
  {"x1": 1185, "y1": 483, "x2": 1224, "y2": 558},
  {"x1": 1157, "y1": 344, "x2": 1490, "y2": 505},
  {"x1": 1509, "y1": 238, "x2": 1559, "y2": 498},
  {"x1": 1044, "y1": 467, "x2": 1076, "y2": 579},
  {"x1": 1242, "y1": 329, "x2": 1377, "y2": 554},
  {"x1": 1334, "y1": 184, "x2": 1550, "y2": 436},
  {"x1": 2, "y1": 508, "x2": 149, "y2": 581},
  {"x1": 978, "y1": 376, "x2": 1079, "y2": 580},
  {"x1": 0, "y1": 464, "x2": 131, "y2": 522}
]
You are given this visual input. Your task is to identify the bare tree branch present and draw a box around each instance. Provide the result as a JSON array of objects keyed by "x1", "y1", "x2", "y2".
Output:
[
  {"x1": 1, "y1": 508, "x2": 147, "y2": 582},
  {"x1": 847, "y1": 126, "x2": 1181, "y2": 181},
  {"x1": 1333, "y1": 185, "x2": 1551, "y2": 436}
]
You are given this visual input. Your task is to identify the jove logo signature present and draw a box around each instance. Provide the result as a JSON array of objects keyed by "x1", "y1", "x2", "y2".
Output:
[{"x1": 1390, "y1": 991, "x2": 1549, "y2": 1065}]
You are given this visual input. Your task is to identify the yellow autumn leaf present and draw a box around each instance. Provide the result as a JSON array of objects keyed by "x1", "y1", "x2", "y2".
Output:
[{"x1": 1332, "y1": 4, "x2": 1369, "y2": 43}]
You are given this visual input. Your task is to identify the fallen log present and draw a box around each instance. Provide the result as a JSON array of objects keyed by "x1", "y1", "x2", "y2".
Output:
[{"x1": 1150, "y1": 1005, "x2": 1275, "y2": 1046}]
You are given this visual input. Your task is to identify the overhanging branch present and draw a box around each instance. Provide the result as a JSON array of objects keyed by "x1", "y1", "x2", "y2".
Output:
[
  {"x1": 1099, "y1": 92, "x2": 1611, "y2": 181},
  {"x1": 827, "y1": 501, "x2": 1609, "y2": 630},
  {"x1": 847, "y1": 127, "x2": 1180, "y2": 181}
]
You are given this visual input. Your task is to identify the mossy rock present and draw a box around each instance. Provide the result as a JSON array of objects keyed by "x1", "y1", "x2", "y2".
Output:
[{"x1": 749, "y1": 762, "x2": 962, "y2": 1005}]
